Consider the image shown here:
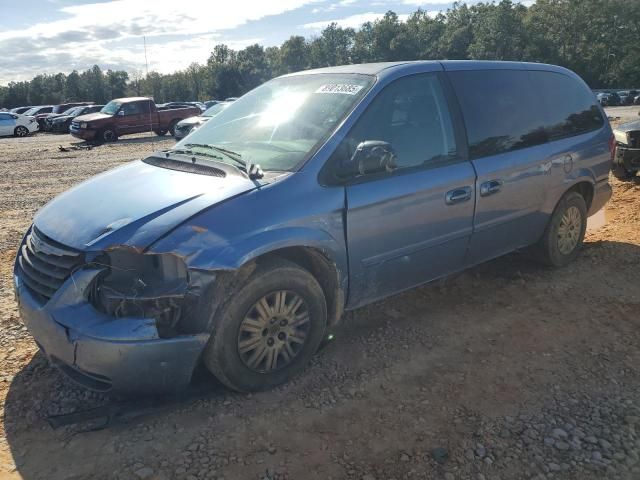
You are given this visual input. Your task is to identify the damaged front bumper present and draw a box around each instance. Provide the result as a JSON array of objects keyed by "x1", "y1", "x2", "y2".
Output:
[
  {"x1": 14, "y1": 268, "x2": 208, "y2": 394},
  {"x1": 614, "y1": 145, "x2": 640, "y2": 172}
]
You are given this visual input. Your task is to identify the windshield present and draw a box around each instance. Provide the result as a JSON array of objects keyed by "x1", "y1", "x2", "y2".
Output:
[
  {"x1": 23, "y1": 107, "x2": 40, "y2": 116},
  {"x1": 63, "y1": 107, "x2": 82, "y2": 115},
  {"x1": 178, "y1": 73, "x2": 374, "y2": 171},
  {"x1": 202, "y1": 102, "x2": 230, "y2": 117},
  {"x1": 101, "y1": 101, "x2": 122, "y2": 115}
]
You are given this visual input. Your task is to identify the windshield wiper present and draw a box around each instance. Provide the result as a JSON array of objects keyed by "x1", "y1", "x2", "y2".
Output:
[
  {"x1": 165, "y1": 147, "x2": 224, "y2": 161},
  {"x1": 184, "y1": 143, "x2": 264, "y2": 179}
]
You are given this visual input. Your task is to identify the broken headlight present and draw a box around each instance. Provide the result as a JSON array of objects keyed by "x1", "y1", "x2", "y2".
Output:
[{"x1": 90, "y1": 247, "x2": 189, "y2": 335}]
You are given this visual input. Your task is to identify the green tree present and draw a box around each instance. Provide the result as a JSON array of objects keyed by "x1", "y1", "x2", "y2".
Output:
[
  {"x1": 468, "y1": 1, "x2": 528, "y2": 60},
  {"x1": 278, "y1": 36, "x2": 309, "y2": 74}
]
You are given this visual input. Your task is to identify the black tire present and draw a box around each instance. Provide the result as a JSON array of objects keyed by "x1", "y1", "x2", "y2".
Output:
[
  {"x1": 154, "y1": 129, "x2": 168, "y2": 136},
  {"x1": 14, "y1": 126, "x2": 29, "y2": 137},
  {"x1": 202, "y1": 258, "x2": 327, "y2": 392},
  {"x1": 533, "y1": 191, "x2": 587, "y2": 267},
  {"x1": 168, "y1": 120, "x2": 179, "y2": 137},
  {"x1": 98, "y1": 127, "x2": 118, "y2": 143},
  {"x1": 612, "y1": 162, "x2": 637, "y2": 181}
]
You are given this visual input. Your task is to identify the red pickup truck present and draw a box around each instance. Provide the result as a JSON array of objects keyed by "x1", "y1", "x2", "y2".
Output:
[{"x1": 70, "y1": 97, "x2": 201, "y2": 142}]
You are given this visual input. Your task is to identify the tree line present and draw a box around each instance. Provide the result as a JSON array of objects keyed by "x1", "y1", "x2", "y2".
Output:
[{"x1": 1, "y1": 0, "x2": 639, "y2": 109}]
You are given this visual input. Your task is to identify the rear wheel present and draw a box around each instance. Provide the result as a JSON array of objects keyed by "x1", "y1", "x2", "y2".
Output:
[
  {"x1": 202, "y1": 259, "x2": 327, "y2": 392},
  {"x1": 533, "y1": 191, "x2": 587, "y2": 267},
  {"x1": 14, "y1": 126, "x2": 29, "y2": 137}
]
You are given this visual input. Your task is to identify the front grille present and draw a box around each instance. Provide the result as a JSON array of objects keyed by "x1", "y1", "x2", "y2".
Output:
[
  {"x1": 71, "y1": 121, "x2": 80, "y2": 129},
  {"x1": 17, "y1": 227, "x2": 84, "y2": 301}
]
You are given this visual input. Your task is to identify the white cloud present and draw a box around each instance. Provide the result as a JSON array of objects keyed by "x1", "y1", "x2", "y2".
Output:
[
  {"x1": 0, "y1": 0, "x2": 319, "y2": 42},
  {"x1": 303, "y1": 12, "x2": 410, "y2": 30},
  {"x1": 402, "y1": 0, "x2": 534, "y2": 4},
  {"x1": 312, "y1": 0, "x2": 357, "y2": 13},
  {"x1": 0, "y1": 0, "x2": 320, "y2": 83}
]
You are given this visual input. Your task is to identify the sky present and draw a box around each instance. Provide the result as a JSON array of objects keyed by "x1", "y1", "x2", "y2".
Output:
[{"x1": 0, "y1": 0, "x2": 533, "y2": 85}]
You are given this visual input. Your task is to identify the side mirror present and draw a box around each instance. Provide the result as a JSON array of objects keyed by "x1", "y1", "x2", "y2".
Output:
[
  {"x1": 117, "y1": 110, "x2": 125, "y2": 116},
  {"x1": 351, "y1": 140, "x2": 397, "y2": 175},
  {"x1": 333, "y1": 140, "x2": 398, "y2": 179}
]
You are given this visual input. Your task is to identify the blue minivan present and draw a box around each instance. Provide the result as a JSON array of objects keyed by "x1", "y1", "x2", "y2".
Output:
[{"x1": 14, "y1": 61, "x2": 613, "y2": 394}]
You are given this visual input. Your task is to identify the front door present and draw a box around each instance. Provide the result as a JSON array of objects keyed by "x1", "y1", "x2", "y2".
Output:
[
  {"x1": 119, "y1": 101, "x2": 150, "y2": 135},
  {"x1": 341, "y1": 73, "x2": 476, "y2": 307}
]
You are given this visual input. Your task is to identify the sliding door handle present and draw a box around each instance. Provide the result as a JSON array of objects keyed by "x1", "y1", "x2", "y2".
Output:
[
  {"x1": 480, "y1": 179, "x2": 503, "y2": 197},
  {"x1": 445, "y1": 186, "x2": 472, "y2": 205}
]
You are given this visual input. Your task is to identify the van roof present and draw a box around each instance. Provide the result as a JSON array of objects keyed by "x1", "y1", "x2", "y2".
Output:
[{"x1": 287, "y1": 60, "x2": 573, "y2": 77}]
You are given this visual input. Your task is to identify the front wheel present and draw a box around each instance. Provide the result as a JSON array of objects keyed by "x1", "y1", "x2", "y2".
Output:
[
  {"x1": 612, "y1": 162, "x2": 637, "y2": 181},
  {"x1": 14, "y1": 126, "x2": 29, "y2": 137},
  {"x1": 168, "y1": 120, "x2": 179, "y2": 137},
  {"x1": 98, "y1": 128, "x2": 118, "y2": 143},
  {"x1": 202, "y1": 259, "x2": 327, "y2": 392},
  {"x1": 533, "y1": 191, "x2": 587, "y2": 267}
]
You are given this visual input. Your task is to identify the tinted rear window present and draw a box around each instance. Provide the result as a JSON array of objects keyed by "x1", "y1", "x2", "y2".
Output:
[
  {"x1": 448, "y1": 70, "x2": 547, "y2": 159},
  {"x1": 528, "y1": 71, "x2": 604, "y2": 141}
]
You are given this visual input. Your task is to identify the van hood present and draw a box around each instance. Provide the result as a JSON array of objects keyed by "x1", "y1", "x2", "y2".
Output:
[
  {"x1": 34, "y1": 158, "x2": 270, "y2": 252},
  {"x1": 74, "y1": 112, "x2": 112, "y2": 123}
]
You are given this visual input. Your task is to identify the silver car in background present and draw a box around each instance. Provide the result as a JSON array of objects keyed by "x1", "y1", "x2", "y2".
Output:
[{"x1": 173, "y1": 101, "x2": 233, "y2": 139}]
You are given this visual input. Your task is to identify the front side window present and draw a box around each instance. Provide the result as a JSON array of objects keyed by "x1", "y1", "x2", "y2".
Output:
[
  {"x1": 528, "y1": 71, "x2": 604, "y2": 141},
  {"x1": 121, "y1": 102, "x2": 144, "y2": 115},
  {"x1": 179, "y1": 73, "x2": 374, "y2": 172},
  {"x1": 448, "y1": 70, "x2": 547, "y2": 159},
  {"x1": 340, "y1": 73, "x2": 457, "y2": 170}
]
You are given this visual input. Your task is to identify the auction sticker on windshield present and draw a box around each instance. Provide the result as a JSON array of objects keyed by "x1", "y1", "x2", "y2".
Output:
[{"x1": 315, "y1": 84, "x2": 364, "y2": 95}]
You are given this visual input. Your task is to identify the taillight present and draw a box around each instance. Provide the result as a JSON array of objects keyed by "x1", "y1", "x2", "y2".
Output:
[{"x1": 609, "y1": 133, "x2": 616, "y2": 163}]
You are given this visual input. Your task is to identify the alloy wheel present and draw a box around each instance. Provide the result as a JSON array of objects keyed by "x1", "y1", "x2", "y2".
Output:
[
  {"x1": 557, "y1": 205, "x2": 582, "y2": 254},
  {"x1": 237, "y1": 290, "x2": 310, "y2": 373}
]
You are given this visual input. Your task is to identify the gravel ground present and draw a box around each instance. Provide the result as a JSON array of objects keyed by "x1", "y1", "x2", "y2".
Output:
[
  {"x1": 0, "y1": 130, "x2": 639, "y2": 480},
  {"x1": 605, "y1": 105, "x2": 640, "y2": 122}
]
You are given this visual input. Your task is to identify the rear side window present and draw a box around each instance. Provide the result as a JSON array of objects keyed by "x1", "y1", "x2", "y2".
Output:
[
  {"x1": 528, "y1": 71, "x2": 604, "y2": 141},
  {"x1": 448, "y1": 70, "x2": 547, "y2": 159}
]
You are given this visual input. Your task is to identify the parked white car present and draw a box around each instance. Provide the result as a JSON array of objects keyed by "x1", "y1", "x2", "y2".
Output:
[
  {"x1": 173, "y1": 101, "x2": 232, "y2": 139},
  {"x1": 0, "y1": 112, "x2": 39, "y2": 137}
]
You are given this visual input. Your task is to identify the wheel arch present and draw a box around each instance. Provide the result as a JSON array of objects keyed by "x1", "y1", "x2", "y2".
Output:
[
  {"x1": 253, "y1": 246, "x2": 345, "y2": 327},
  {"x1": 101, "y1": 124, "x2": 118, "y2": 135},
  {"x1": 567, "y1": 180, "x2": 594, "y2": 211}
]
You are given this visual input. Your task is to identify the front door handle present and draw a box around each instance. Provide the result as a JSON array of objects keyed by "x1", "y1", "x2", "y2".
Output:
[
  {"x1": 445, "y1": 186, "x2": 472, "y2": 205},
  {"x1": 479, "y1": 179, "x2": 503, "y2": 197}
]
